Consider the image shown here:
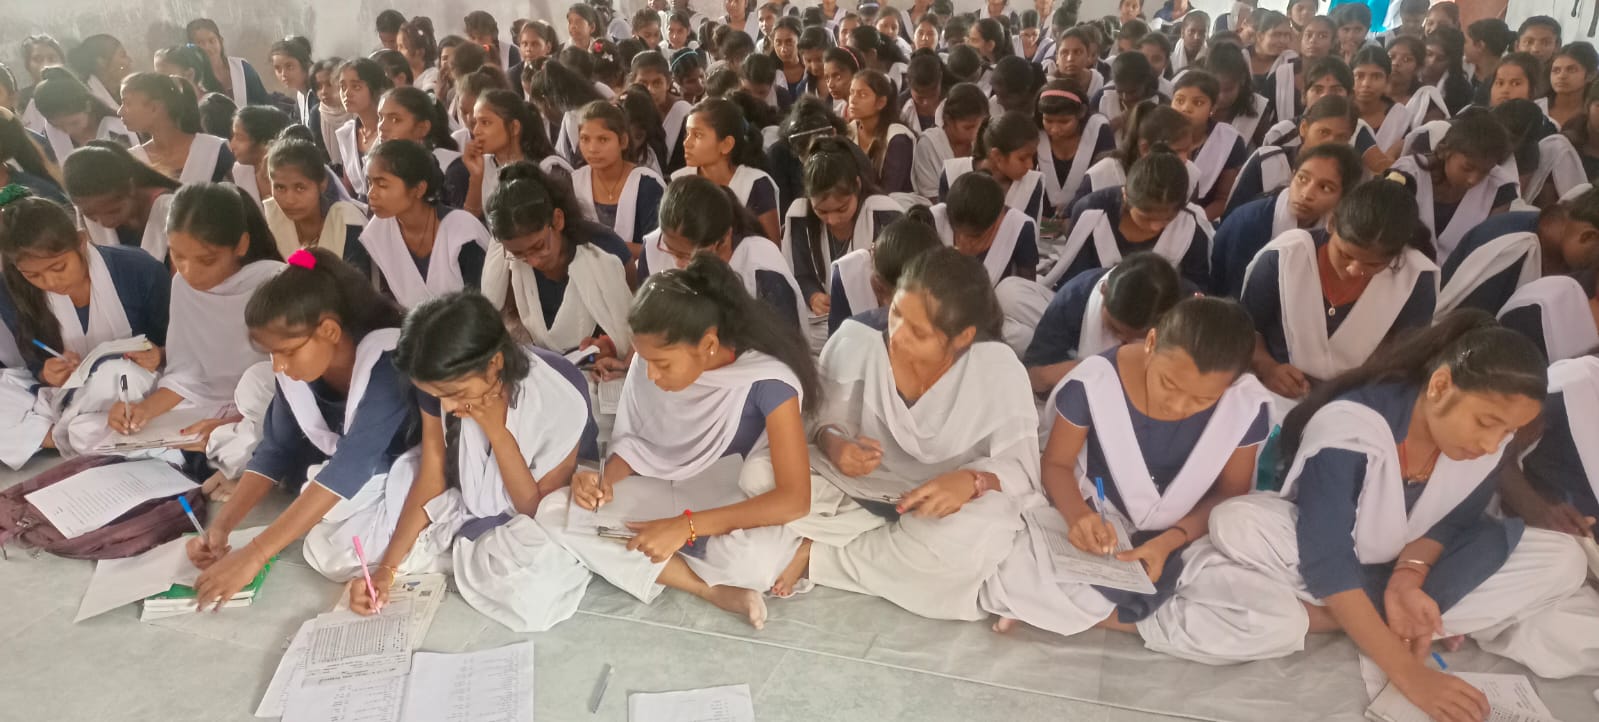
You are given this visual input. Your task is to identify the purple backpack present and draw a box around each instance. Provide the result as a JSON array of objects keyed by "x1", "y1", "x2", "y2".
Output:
[{"x1": 0, "y1": 455, "x2": 207, "y2": 560}]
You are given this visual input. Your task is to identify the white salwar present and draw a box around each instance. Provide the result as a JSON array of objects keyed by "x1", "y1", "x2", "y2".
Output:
[
  {"x1": 360, "y1": 210, "x2": 492, "y2": 308},
  {"x1": 481, "y1": 239, "x2": 635, "y2": 356},
  {"x1": 206, "y1": 361, "x2": 275, "y2": 479},
  {"x1": 784, "y1": 322, "x2": 1040, "y2": 620},
  {"x1": 84, "y1": 194, "x2": 176, "y2": 262},
  {"x1": 1497, "y1": 275, "x2": 1599, "y2": 362},
  {"x1": 129, "y1": 133, "x2": 227, "y2": 186}
]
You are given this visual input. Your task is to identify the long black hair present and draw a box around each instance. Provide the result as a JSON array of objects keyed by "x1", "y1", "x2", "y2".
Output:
[
  {"x1": 367, "y1": 139, "x2": 445, "y2": 205},
  {"x1": 659, "y1": 175, "x2": 764, "y2": 248},
  {"x1": 0, "y1": 192, "x2": 80, "y2": 365},
  {"x1": 244, "y1": 246, "x2": 405, "y2": 340},
  {"x1": 1277, "y1": 309, "x2": 1548, "y2": 478},
  {"x1": 897, "y1": 245, "x2": 1004, "y2": 343},
  {"x1": 0, "y1": 108, "x2": 61, "y2": 186},
  {"x1": 1103, "y1": 252, "x2": 1182, "y2": 336},
  {"x1": 475, "y1": 89, "x2": 557, "y2": 159},
  {"x1": 380, "y1": 86, "x2": 458, "y2": 151},
  {"x1": 122, "y1": 71, "x2": 202, "y2": 135},
  {"x1": 32, "y1": 66, "x2": 116, "y2": 124},
  {"x1": 689, "y1": 96, "x2": 768, "y2": 171},
  {"x1": 166, "y1": 183, "x2": 283, "y2": 264},
  {"x1": 629, "y1": 253, "x2": 821, "y2": 409},
  {"x1": 62, "y1": 140, "x2": 180, "y2": 201},
  {"x1": 1152, "y1": 296, "x2": 1256, "y2": 376}
]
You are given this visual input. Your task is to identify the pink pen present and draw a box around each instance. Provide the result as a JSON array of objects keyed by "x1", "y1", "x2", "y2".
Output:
[{"x1": 352, "y1": 535, "x2": 381, "y2": 612}]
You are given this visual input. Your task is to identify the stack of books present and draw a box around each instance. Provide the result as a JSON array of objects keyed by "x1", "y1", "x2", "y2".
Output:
[{"x1": 140, "y1": 558, "x2": 274, "y2": 621}]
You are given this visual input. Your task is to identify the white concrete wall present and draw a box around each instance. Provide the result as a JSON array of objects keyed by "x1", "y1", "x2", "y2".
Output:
[{"x1": 1506, "y1": 0, "x2": 1599, "y2": 46}]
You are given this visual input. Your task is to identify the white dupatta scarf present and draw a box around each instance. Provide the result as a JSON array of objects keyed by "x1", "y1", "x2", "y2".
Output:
[
  {"x1": 1436, "y1": 231, "x2": 1541, "y2": 316},
  {"x1": 1045, "y1": 353, "x2": 1270, "y2": 531},
  {"x1": 47, "y1": 246, "x2": 133, "y2": 357},
  {"x1": 454, "y1": 346, "x2": 590, "y2": 518},
  {"x1": 1077, "y1": 271, "x2": 1116, "y2": 360},
  {"x1": 728, "y1": 236, "x2": 808, "y2": 326},
  {"x1": 1192, "y1": 122, "x2": 1244, "y2": 200},
  {"x1": 1268, "y1": 187, "x2": 1320, "y2": 237},
  {"x1": 43, "y1": 117, "x2": 137, "y2": 171},
  {"x1": 1281, "y1": 399, "x2": 1505, "y2": 565},
  {"x1": 361, "y1": 210, "x2": 492, "y2": 308},
  {"x1": 130, "y1": 133, "x2": 225, "y2": 185},
  {"x1": 1391, "y1": 155, "x2": 1519, "y2": 263},
  {"x1": 1243, "y1": 230, "x2": 1437, "y2": 380},
  {"x1": 784, "y1": 194, "x2": 903, "y2": 284},
  {"x1": 662, "y1": 100, "x2": 693, "y2": 151},
  {"x1": 1497, "y1": 275, "x2": 1599, "y2": 362},
  {"x1": 669, "y1": 164, "x2": 772, "y2": 206},
  {"x1": 830, "y1": 248, "x2": 877, "y2": 318},
  {"x1": 1547, "y1": 357, "x2": 1599, "y2": 505},
  {"x1": 930, "y1": 205, "x2": 1031, "y2": 286},
  {"x1": 1037, "y1": 114, "x2": 1108, "y2": 213},
  {"x1": 1042, "y1": 204, "x2": 1206, "y2": 288},
  {"x1": 480, "y1": 239, "x2": 635, "y2": 355},
  {"x1": 279, "y1": 328, "x2": 400, "y2": 456},
  {"x1": 335, "y1": 119, "x2": 367, "y2": 197},
  {"x1": 610, "y1": 351, "x2": 802, "y2": 480},
  {"x1": 265, "y1": 199, "x2": 368, "y2": 260},
  {"x1": 158, "y1": 260, "x2": 284, "y2": 406},
  {"x1": 1230, "y1": 94, "x2": 1272, "y2": 146},
  {"x1": 572, "y1": 165, "x2": 664, "y2": 244},
  {"x1": 1356, "y1": 102, "x2": 1414, "y2": 155},
  {"x1": 227, "y1": 57, "x2": 249, "y2": 106},
  {"x1": 84, "y1": 194, "x2": 175, "y2": 262}
]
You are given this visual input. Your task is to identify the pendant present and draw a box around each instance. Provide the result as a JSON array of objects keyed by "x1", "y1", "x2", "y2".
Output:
[{"x1": 1327, "y1": 307, "x2": 1337, "y2": 317}]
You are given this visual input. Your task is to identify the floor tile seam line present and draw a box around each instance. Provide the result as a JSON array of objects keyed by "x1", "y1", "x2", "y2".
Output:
[{"x1": 569, "y1": 610, "x2": 1224, "y2": 722}]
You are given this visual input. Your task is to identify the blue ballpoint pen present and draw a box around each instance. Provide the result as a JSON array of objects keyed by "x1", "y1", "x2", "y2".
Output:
[{"x1": 1094, "y1": 476, "x2": 1112, "y2": 558}]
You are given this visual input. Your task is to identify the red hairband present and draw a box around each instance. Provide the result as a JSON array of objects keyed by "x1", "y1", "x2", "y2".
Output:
[
  {"x1": 1040, "y1": 89, "x2": 1082, "y2": 103},
  {"x1": 287, "y1": 248, "x2": 317, "y2": 269}
]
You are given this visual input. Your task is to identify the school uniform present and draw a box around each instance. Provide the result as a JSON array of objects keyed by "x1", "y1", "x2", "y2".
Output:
[
  {"x1": 249, "y1": 329, "x2": 430, "y2": 580},
  {"x1": 4, "y1": 161, "x2": 68, "y2": 207},
  {"x1": 334, "y1": 118, "x2": 373, "y2": 199},
  {"x1": 264, "y1": 198, "x2": 371, "y2": 276},
  {"x1": 784, "y1": 194, "x2": 904, "y2": 302},
  {"x1": 1211, "y1": 189, "x2": 1324, "y2": 297},
  {"x1": 1171, "y1": 42, "x2": 1203, "y2": 74},
  {"x1": 911, "y1": 126, "x2": 957, "y2": 201},
  {"x1": 484, "y1": 222, "x2": 635, "y2": 356},
  {"x1": 1190, "y1": 121, "x2": 1248, "y2": 209},
  {"x1": 1043, "y1": 187, "x2": 1212, "y2": 291},
  {"x1": 929, "y1": 204, "x2": 1039, "y2": 285},
  {"x1": 981, "y1": 350, "x2": 1271, "y2": 641},
  {"x1": 1068, "y1": 156, "x2": 1204, "y2": 216},
  {"x1": 1262, "y1": 117, "x2": 1379, "y2": 154},
  {"x1": 1522, "y1": 357, "x2": 1599, "y2": 520},
  {"x1": 572, "y1": 165, "x2": 666, "y2": 249},
  {"x1": 899, "y1": 96, "x2": 943, "y2": 136},
  {"x1": 40, "y1": 116, "x2": 138, "y2": 169},
  {"x1": 669, "y1": 165, "x2": 780, "y2": 224},
  {"x1": 1354, "y1": 99, "x2": 1414, "y2": 156},
  {"x1": 1223, "y1": 145, "x2": 1296, "y2": 218},
  {"x1": 661, "y1": 100, "x2": 693, "y2": 163},
  {"x1": 1389, "y1": 155, "x2": 1520, "y2": 264},
  {"x1": 1522, "y1": 133, "x2": 1587, "y2": 205},
  {"x1": 221, "y1": 56, "x2": 271, "y2": 107},
  {"x1": 0, "y1": 245, "x2": 170, "y2": 467},
  {"x1": 1241, "y1": 229, "x2": 1437, "y2": 391},
  {"x1": 129, "y1": 134, "x2": 234, "y2": 185},
  {"x1": 1016, "y1": 266, "x2": 1129, "y2": 371},
  {"x1": 1196, "y1": 383, "x2": 1599, "y2": 675},
  {"x1": 1092, "y1": 84, "x2": 1167, "y2": 123},
  {"x1": 825, "y1": 248, "x2": 879, "y2": 335},
  {"x1": 1267, "y1": 59, "x2": 1302, "y2": 123},
  {"x1": 361, "y1": 207, "x2": 492, "y2": 308},
  {"x1": 1041, "y1": 69, "x2": 1106, "y2": 99},
  {"x1": 232, "y1": 164, "x2": 265, "y2": 210},
  {"x1": 856, "y1": 121, "x2": 916, "y2": 194},
  {"x1": 937, "y1": 158, "x2": 1044, "y2": 225},
  {"x1": 414, "y1": 66, "x2": 439, "y2": 95},
  {"x1": 1437, "y1": 211, "x2": 1542, "y2": 317},
  {"x1": 85, "y1": 76, "x2": 119, "y2": 112},
  {"x1": 1038, "y1": 116, "x2": 1117, "y2": 221},
  {"x1": 778, "y1": 317, "x2": 1039, "y2": 621},
  {"x1": 552, "y1": 109, "x2": 586, "y2": 168},
  {"x1": 1405, "y1": 84, "x2": 1451, "y2": 126},
  {"x1": 83, "y1": 193, "x2": 177, "y2": 262},
  {"x1": 536, "y1": 351, "x2": 807, "y2": 605},
  {"x1": 1497, "y1": 273, "x2": 1599, "y2": 363}
]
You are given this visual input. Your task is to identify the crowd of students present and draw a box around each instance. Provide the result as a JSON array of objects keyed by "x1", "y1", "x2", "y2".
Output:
[{"x1": 0, "y1": 1, "x2": 1597, "y2": 718}]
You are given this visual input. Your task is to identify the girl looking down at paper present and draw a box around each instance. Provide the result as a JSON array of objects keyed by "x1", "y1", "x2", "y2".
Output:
[
  {"x1": 188, "y1": 248, "x2": 423, "y2": 609},
  {"x1": 534, "y1": 253, "x2": 819, "y2": 630},
  {"x1": 982, "y1": 297, "x2": 1271, "y2": 647},
  {"x1": 348, "y1": 292, "x2": 599, "y2": 632},
  {"x1": 0, "y1": 188, "x2": 168, "y2": 468},
  {"x1": 768, "y1": 247, "x2": 1040, "y2": 621}
]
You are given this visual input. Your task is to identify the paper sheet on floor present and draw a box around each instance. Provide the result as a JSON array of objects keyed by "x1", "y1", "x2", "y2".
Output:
[
  {"x1": 1025, "y1": 506, "x2": 1156, "y2": 595},
  {"x1": 628, "y1": 684, "x2": 755, "y2": 722},
  {"x1": 75, "y1": 526, "x2": 266, "y2": 622},
  {"x1": 281, "y1": 673, "x2": 405, "y2": 722},
  {"x1": 27, "y1": 459, "x2": 199, "y2": 539},
  {"x1": 302, "y1": 602, "x2": 413, "y2": 686},
  {"x1": 1366, "y1": 672, "x2": 1557, "y2": 722},
  {"x1": 329, "y1": 573, "x2": 445, "y2": 644},
  {"x1": 399, "y1": 642, "x2": 535, "y2": 722}
]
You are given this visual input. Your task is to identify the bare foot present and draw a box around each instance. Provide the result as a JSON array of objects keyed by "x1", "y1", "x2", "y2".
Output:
[
  {"x1": 706, "y1": 585, "x2": 768, "y2": 630},
  {"x1": 201, "y1": 472, "x2": 238, "y2": 503},
  {"x1": 770, "y1": 539, "x2": 812, "y2": 598},
  {"x1": 992, "y1": 616, "x2": 1019, "y2": 634}
]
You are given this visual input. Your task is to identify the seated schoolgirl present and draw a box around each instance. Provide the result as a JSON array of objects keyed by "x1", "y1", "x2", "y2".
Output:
[
  {"x1": 1212, "y1": 144, "x2": 1363, "y2": 297},
  {"x1": 1224, "y1": 95, "x2": 1357, "y2": 217},
  {"x1": 119, "y1": 72, "x2": 233, "y2": 184},
  {"x1": 984, "y1": 297, "x2": 1272, "y2": 648},
  {"x1": 331, "y1": 58, "x2": 393, "y2": 200},
  {"x1": 673, "y1": 97, "x2": 782, "y2": 242},
  {"x1": 898, "y1": 52, "x2": 944, "y2": 135},
  {"x1": 359, "y1": 140, "x2": 491, "y2": 308},
  {"x1": 1169, "y1": 70, "x2": 1247, "y2": 220},
  {"x1": 1093, "y1": 50, "x2": 1162, "y2": 128},
  {"x1": 1497, "y1": 269, "x2": 1599, "y2": 363},
  {"x1": 847, "y1": 69, "x2": 915, "y2": 194},
  {"x1": 1260, "y1": 57, "x2": 1357, "y2": 147},
  {"x1": 0, "y1": 108, "x2": 67, "y2": 206},
  {"x1": 937, "y1": 112, "x2": 1043, "y2": 225},
  {"x1": 62, "y1": 142, "x2": 181, "y2": 260},
  {"x1": 1349, "y1": 46, "x2": 1414, "y2": 173},
  {"x1": 1498, "y1": 354, "x2": 1599, "y2": 538},
  {"x1": 480, "y1": 161, "x2": 635, "y2": 366},
  {"x1": 0, "y1": 191, "x2": 168, "y2": 468},
  {"x1": 187, "y1": 249, "x2": 427, "y2": 604},
  {"x1": 1266, "y1": 15, "x2": 1334, "y2": 122},
  {"x1": 30, "y1": 67, "x2": 138, "y2": 166},
  {"x1": 459, "y1": 89, "x2": 568, "y2": 218},
  {"x1": 1388, "y1": 112, "x2": 1519, "y2": 264},
  {"x1": 1046, "y1": 26, "x2": 1106, "y2": 98},
  {"x1": 262, "y1": 135, "x2": 371, "y2": 273},
  {"x1": 1049, "y1": 148, "x2": 1212, "y2": 290},
  {"x1": 827, "y1": 215, "x2": 940, "y2": 334},
  {"x1": 784, "y1": 138, "x2": 905, "y2": 317},
  {"x1": 646, "y1": 176, "x2": 805, "y2": 330},
  {"x1": 628, "y1": 51, "x2": 694, "y2": 164},
  {"x1": 375, "y1": 86, "x2": 467, "y2": 207},
  {"x1": 1072, "y1": 102, "x2": 1199, "y2": 214},
  {"x1": 932, "y1": 172, "x2": 1039, "y2": 284},
  {"x1": 535, "y1": 254, "x2": 820, "y2": 629},
  {"x1": 1205, "y1": 42, "x2": 1272, "y2": 148},
  {"x1": 1022, "y1": 253, "x2": 1186, "y2": 393},
  {"x1": 227, "y1": 105, "x2": 293, "y2": 207},
  {"x1": 92, "y1": 183, "x2": 283, "y2": 458},
  {"x1": 767, "y1": 247, "x2": 1040, "y2": 619},
  {"x1": 618, "y1": 84, "x2": 678, "y2": 178},
  {"x1": 1035, "y1": 82, "x2": 1115, "y2": 224},
  {"x1": 572, "y1": 101, "x2": 666, "y2": 257},
  {"x1": 1384, "y1": 36, "x2": 1427, "y2": 109},
  {"x1": 1200, "y1": 314, "x2": 1599, "y2": 698},
  {"x1": 346, "y1": 292, "x2": 599, "y2": 631},
  {"x1": 911, "y1": 82, "x2": 989, "y2": 201},
  {"x1": 1442, "y1": 185, "x2": 1599, "y2": 316},
  {"x1": 1242, "y1": 178, "x2": 1438, "y2": 406}
]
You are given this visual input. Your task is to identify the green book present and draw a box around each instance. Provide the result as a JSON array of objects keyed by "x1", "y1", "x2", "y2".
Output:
[{"x1": 146, "y1": 556, "x2": 276, "y2": 601}]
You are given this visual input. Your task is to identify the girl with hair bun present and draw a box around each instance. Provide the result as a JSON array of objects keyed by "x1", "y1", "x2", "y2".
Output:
[
  {"x1": 188, "y1": 247, "x2": 424, "y2": 605},
  {"x1": 536, "y1": 253, "x2": 820, "y2": 630},
  {"x1": 358, "y1": 139, "x2": 491, "y2": 308},
  {"x1": 1199, "y1": 311, "x2": 1599, "y2": 705},
  {"x1": 346, "y1": 291, "x2": 599, "y2": 631},
  {"x1": 1242, "y1": 176, "x2": 1438, "y2": 405},
  {"x1": 63, "y1": 141, "x2": 182, "y2": 260},
  {"x1": 985, "y1": 297, "x2": 1271, "y2": 650}
]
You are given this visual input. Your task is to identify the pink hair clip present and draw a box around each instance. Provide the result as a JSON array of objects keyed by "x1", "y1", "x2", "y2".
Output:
[{"x1": 286, "y1": 248, "x2": 318, "y2": 270}]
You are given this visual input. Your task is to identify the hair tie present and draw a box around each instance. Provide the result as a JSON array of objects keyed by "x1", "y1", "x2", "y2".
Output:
[
  {"x1": 0, "y1": 184, "x2": 33, "y2": 208},
  {"x1": 1040, "y1": 88, "x2": 1082, "y2": 103},
  {"x1": 286, "y1": 248, "x2": 318, "y2": 269}
]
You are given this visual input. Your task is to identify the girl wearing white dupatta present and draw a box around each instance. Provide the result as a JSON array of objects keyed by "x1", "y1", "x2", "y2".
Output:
[
  {"x1": 936, "y1": 112, "x2": 1044, "y2": 226},
  {"x1": 1211, "y1": 143, "x2": 1360, "y2": 298},
  {"x1": 185, "y1": 20, "x2": 269, "y2": 107},
  {"x1": 0, "y1": 192, "x2": 169, "y2": 468},
  {"x1": 349, "y1": 294, "x2": 600, "y2": 632},
  {"x1": 784, "y1": 139, "x2": 906, "y2": 317},
  {"x1": 119, "y1": 73, "x2": 234, "y2": 185},
  {"x1": 910, "y1": 84, "x2": 989, "y2": 202},
  {"x1": 1499, "y1": 355, "x2": 1599, "y2": 538},
  {"x1": 62, "y1": 143, "x2": 181, "y2": 262},
  {"x1": 1387, "y1": 113, "x2": 1520, "y2": 264},
  {"x1": 572, "y1": 102, "x2": 667, "y2": 255},
  {"x1": 1035, "y1": 85, "x2": 1115, "y2": 223},
  {"x1": 188, "y1": 248, "x2": 424, "y2": 607},
  {"x1": 1169, "y1": 71, "x2": 1246, "y2": 221},
  {"x1": 1443, "y1": 186, "x2": 1599, "y2": 318},
  {"x1": 767, "y1": 248, "x2": 1041, "y2": 620},
  {"x1": 1020, "y1": 254, "x2": 1185, "y2": 394},
  {"x1": 1349, "y1": 47, "x2": 1414, "y2": 173},
  {"x1": 931, "y1": 173, "x2": 1039, "y2": 286},
  {"x1": 1200, "y1": 316, "x2": 1599, "y2": 701},
  {"x1": 827, "y1": 217, "x2": 941, "y2": 336},
  {"x1": 1242, "y1": 178, "x2": 1438, "y2": 409},
  {"x1": 262, "y1": 138, "x2": 372, "y2": 276},
  {"x1": 673, "y1": 98, "x2": 783, "y2": 243},
  {"x1": 985, "y1": 299, "x2": 1273, "y2": 652},
  {"x1": 536, "y1": 255, "x2": 820, "y2": 629},
  {"x1": 457, "y1": 90, "x2": 568, "y2": 220},
  {"x1": 360, "y1": 140, "x2": 491, "y2": 309},
  {"x1": 30, "y1": 68, "x2": 138, "y2": 168},
  {"x1": 331, "y1": 59, "x2": 394, "y2": 201},
  {"x1": 1497, "y1": 271, "x2": 1599, "y2": 364}
]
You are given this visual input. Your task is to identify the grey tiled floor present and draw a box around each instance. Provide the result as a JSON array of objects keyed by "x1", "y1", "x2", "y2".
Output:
[{"x1": 3, "y1": 454, "x2": 1596, "y2": 722}]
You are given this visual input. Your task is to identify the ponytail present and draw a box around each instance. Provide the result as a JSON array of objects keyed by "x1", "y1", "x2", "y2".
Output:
[
  {"x1": 245, "y1": 247, "x2": 405, "y2": 340},
  {"x1": 0, "y1": 192, "x2": 78, "y2": 366},
  {"x1": 122, "y1": 72, "x2": 202, "y2": 134},
  {"x1": 659, "y1": 176, "x2": 763, "y2": 249},
  {"x1": 166, "y1": 183, "x2": 283, "y2": 265},
  {"x1": 1102, "y1": 252, "x2": 1182, "y2": 336}
]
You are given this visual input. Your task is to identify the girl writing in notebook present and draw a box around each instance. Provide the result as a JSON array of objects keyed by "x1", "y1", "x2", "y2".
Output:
[
  {"x1": 673, "y1": 97, "x2": 782, "y2": 243},
  {"x1": 784, "y1": 138, "x2": 904, "y2": 317},
  {"x1": 572, "y1": 100, "x2": 667, "y2": 258},
  {"x1": 62, "y1": 142, "x2": 181, "y2": 261},
  {"x1": 0, "y1": 190, "x2": 168, "y2": 468},
  {"x1": 189, "y1": 249, "x2": 424, "y2": 605},
  {"x1": 348, "y1": 292, "x2": 599, "y2": 631},
  {"x1": 910, "y1": 83, "x2": 990, "y2": 201},
  {"x1": 120, "y1": 72, "x2": 234, "y2": 185},
  {"x1": 1035, "y1": 83, "x2": 1115, "y2": 222},
  {"x1": 1072, "y1": 102, "x2": 1198, "y2": 214},
  {"x1": 984, "y1": 298, "x2": 1271, "y2": 652},
  {"x1": 535, "y1": 254, "x2": 819, "y2": 629},
  {"x1": 359, "y1": 139, "x2": 491, "y2": 308}
]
